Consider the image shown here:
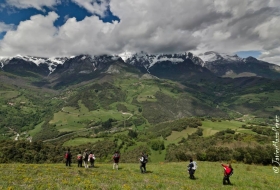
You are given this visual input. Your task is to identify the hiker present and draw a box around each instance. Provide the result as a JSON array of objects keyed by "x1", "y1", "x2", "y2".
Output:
[
  {"x1": 113, "y1": 151, "x2": 120, "y2": 170},
  {"x1": 139, "y1": 152, "x2": 148, "y2": 173},
  {"x1": 77, "y1": 151, "x2": 83, "y2": 167},
  {"x1": 221, "y1": 163, "x2": 233, "y2": 185},
  {"x1": 65, "y1": 148, "x2": 72, "y2": 167},
  {"x1": 83, "y1": 149, "x2": 89, "y2": 168},
  {"x1": 88, "y1": 151, "x2": 96, "y2": 168},
  {"x1": 187, "y1": 158, "x2": 197, "y2": 179}
]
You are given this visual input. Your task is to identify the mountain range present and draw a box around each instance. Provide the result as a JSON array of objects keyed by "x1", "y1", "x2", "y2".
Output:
[
  {"x1": 1, "y1": 50, "x2": 280, "y2": 141},
  {"x1": 1, "y1": 51, "x2": 280, "y2": 85}
]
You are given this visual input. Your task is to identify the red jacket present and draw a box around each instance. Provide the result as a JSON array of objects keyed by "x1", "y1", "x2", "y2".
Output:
[{"x1": 221, "y1": 164, "x2": 232, "y2": 176}]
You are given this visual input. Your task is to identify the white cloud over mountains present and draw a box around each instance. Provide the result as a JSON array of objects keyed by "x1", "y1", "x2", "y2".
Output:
[{"x1": 0, "y1": 0, "x2": 280, "y2": 65}]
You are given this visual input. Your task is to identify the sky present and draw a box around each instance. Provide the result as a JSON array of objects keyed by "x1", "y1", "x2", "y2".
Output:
[{"x1": 0, "y1": 0, "x2": 280, "y2": 65}]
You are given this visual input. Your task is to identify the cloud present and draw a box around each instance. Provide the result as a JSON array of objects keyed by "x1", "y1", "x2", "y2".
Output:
[
  {"x1": 0, "y1": 12, "x2": 59, "y2": 56},
  {"x1": 5, "y1": 0, "x2": 60, "y2": 10},
  {"x1": 0, "y1": 22, "x2": 15, "y2": 33},
  {"x1": 0, "y1": 0, "x2": 280, "y2": 65},
  {"x1": 71, "y1": 0, "x2": 109, "y2": 17}
]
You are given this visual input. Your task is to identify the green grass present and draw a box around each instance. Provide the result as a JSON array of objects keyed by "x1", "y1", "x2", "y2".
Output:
[
  {"x1": 201, "y1": 120, "x2": 252, "y2": 137},
  {"x1": 28, "y1": 122, "x2": 44, "y2": 137},
  {"x1": 166, "y1": 128, "x2": 197, "y2": 144},
  {"x1": 0, "y1": 91, "x2": 19, "y2": 99},
  {"x1": 0, "y1": 162, "x2": 278, "y2": 189},
  {"x1": 63, "y1": 137, "x2": 104, "y2": 147},
  {"x1": 50, "y1": 107, "x2": 131, "y2": 132}
]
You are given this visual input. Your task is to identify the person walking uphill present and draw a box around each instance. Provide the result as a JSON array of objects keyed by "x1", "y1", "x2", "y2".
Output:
[
  {"x1": 88, "y1": 151, "x2": 95, "y2": 168},
  {"x1": 83, "y1": 149, "x2": 89, "y2": 168},
  {"x1": 77, "y1": 151, "x2": 83, "y2": 167},
  {"x1": 139, "y1": 152, "x2": 148, "y2": 173},
  {"x1": 187, "y1": 158, "x2": 197, "y2": 179},
  {"x1": 113, "y1": 151, "x2": 120, "y2": 170},
  {"x1": 221, "y1": 163, "x2": 233, "y2": 185},
  {"x1": 65, "y1": 148, "x2": 72, "y2": 167}
]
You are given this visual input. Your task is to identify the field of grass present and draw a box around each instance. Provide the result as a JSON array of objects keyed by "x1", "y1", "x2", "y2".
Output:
[
  {"x1": 0, "y1": 162, "x2": 278, "y2": 190},
  {"x1": 63, "y1": 137, "x2": 104, "y2": 147},
  {"x1": 166, "y1": 128, "x2": 197, "y2": 144},
  {"x1": 0, "y1": 91, "x2": 19, "y2": 99},
  {"x1": 28, "y1": 122, "x2": 44, "y2": 137},
  {"x1": 201, "y1": 120, "x2": 256, "y2": 137},
  {"x1": 49, "y1": 106, "x2": 132, "y2": 132}
]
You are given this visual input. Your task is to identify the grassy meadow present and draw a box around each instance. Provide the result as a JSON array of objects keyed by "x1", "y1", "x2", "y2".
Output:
[
  {"x1": 201, "y1": 120, "x2": 256, "y2": 137},
  {"x1": 0, "y1": 162, "x2": 278, "y2": 190}
]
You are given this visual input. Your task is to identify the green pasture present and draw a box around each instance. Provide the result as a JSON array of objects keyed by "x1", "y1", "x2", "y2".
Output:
[
  {"x1": 233, "y1": 91, "x2": 280, "y2": 105},
  {"x1": 201, "y1": 120, "x2": 253, "y2": 136},
  {"x1": 166, "y1": 128, "x2": 197, "y2": 144},
  {"x1": 0, "y1": 162, "x2": 279, "y2": 189},
  {"x1": 63, "y1": 137, "x2": 104, "y2": 147},
  {"x1": 28, "y1": 122, "x2": 44, "y2": 137},
  {"x1": 50, "y1": 106, "x2": 132, "y2": 132},
  {"x1": 0, "y1": 91, "x2": 19, "y2": 99},
  {"x1": 109, "y1": 102, "x2": 138, "y2": 113}
]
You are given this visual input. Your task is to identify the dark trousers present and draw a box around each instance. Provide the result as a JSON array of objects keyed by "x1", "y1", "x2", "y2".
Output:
[
  {"x1": 66, "y1": 159, "x2": 71, "y2": 167},
  {"x1": 189, "y1": 169, "x2": 195, "y2": 179},
  {"x1": 140, "y1": 163, "x2": 146, "y2": 173},
  {"x1": 90, "y1": 160, "x2": 95, "y2": 167},
  {"x1": 223, "y1": 175, "x2": 231, "y2": 185},
  {"x1": 78, "y1": 160, "x2": 82, "y2": 167}
]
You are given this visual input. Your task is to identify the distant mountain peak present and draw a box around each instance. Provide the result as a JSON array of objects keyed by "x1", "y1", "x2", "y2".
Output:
[
  {"x1": 199, "y1": 51, "x2": 242, "y2": 64},
  {"x1": 0, "y1": 55, "x2": 69, "y2": 74},
  {"x1": 118, "y1": 51, "x2": 134, "y2": 62}
]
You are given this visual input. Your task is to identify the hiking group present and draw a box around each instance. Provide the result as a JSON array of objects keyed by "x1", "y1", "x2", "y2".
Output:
[
  {"x1": 187, "y1": 158, "x2": 234, "y2": 185},
  {"x1": 64, "y1": 149, "x2": 149, "y2": 173},
  {"x1": 65, "y1": 149, "x2": 95, "y2": 168},
  {"x1": 65, "y1": 150, "x2": 233, "y2": 185}
]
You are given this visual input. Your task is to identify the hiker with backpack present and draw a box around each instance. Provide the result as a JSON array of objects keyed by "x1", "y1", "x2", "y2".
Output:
[
  {"x1": 65, "y1": 148, "x2": 72, "y2": 167},
  {"x1": 221, "y1": 163, "x2": 233, "y2": 185},
  {"x1": 187, "y1": 158, "x2": 197, "y2": 179},
  {"x1": 83, "y1": 149, "x2": 89, "y2": 168},
  {"x1": 77, "y1": 151, "x2": 83, "y2": 167},
  {"x1": 113, "y1": 151, "x2": 120, "y2": 170},
  {"x1": 88, "y1": 151, "x2": 96, "y2": 168},
  {"x1": 139, "y1": 152, "x2": 148, "y2": 173}
]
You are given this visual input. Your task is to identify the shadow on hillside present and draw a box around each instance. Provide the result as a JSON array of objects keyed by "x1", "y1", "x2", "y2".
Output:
[
  {"x1": 188, "y1": 177, "x2": 198, "y2": 180},
  {"x1": 144, "y1": 171, "x2": 153, "y2": 174}
]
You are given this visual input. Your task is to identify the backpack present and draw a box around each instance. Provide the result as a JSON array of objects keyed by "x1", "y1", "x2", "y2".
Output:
[
  {"x1": 192, "y1": 161, "x2": 197, "y2": 170},
  {"x1": 77, "y1": 155, "x2": 82, "y2": 161},
  {"x1": 113, "y1": 153, "x2": 120, "y2": 160},
  {"x1": 65, "y1": 152, "x2": 69, "y2": 159},
  {"x1": 142, "y1": 155, "x2": 148, "y2": 163},
  {"x1": 89, "y1": 154, "x2": 95, "y2": 161},
  {"x1": 225, "y1": 167, "x2": 233, "y2": 176},
  {"x1": 83, "y1": 152, "x2": 88, "y2": 160}
]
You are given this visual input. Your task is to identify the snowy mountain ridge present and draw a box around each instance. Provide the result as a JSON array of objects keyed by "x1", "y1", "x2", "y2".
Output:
[
  {"x1": 1, "y1": 51, "x2": 279, "y2": 77},
  {"x1": 0, "y1": 55, "x2": 69, "y2": 74}
]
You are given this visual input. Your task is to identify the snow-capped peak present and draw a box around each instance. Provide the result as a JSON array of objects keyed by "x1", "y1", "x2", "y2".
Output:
[
  {"x1": 199, "y1": 51, "x2": 242, "y2": 63},
  {"x1": 0, "y1": 55, "x2": 69, "y2": 73},
  {"x1": 117, "y1": 51, "x2": 205, "y2": 73},
  {"x1": 0, "y1": 56, "x2": 12, "y2": 68},
  {"x1": 118, "y1": 51, "x2": 134, "y2": 62}
]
